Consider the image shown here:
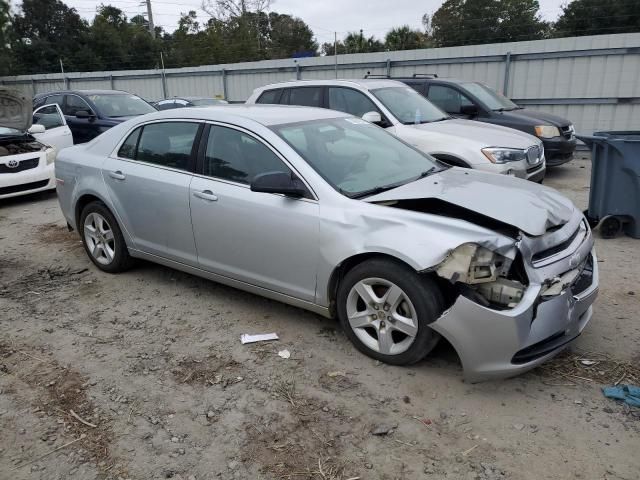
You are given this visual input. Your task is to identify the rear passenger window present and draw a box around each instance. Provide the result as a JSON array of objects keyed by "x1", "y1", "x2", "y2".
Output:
[
  {"x1": 136, "y1": 122, "x2": 199, "y2": 170},
  {"x1": 204, "y1": 126, "x2": 290, "y2": 184},
  {"x1": 256, "y1": 89, "x2": 281, "y2": 104},
  {"x1": 287, "y1": 87, "x2": 323, "y2": 107},
  {"x1": 118, "y1": 127, "x2": 141, "y2": 159}
]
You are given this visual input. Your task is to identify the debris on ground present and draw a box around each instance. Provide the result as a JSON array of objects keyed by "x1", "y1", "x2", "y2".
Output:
[
  {"x1": 371, "y1": 424, "x2": 396, "y2": 436},
  {"x1": 536, "y1": 350, "x2": 640, "y2": 385},
  {"x1": 278, "y1": 349, "x2": 291, "y2": 359},
  {"x1": 240, "y1": 332, "x2": 279, "y2": 344},
  {"x1": 602, "y1": 385, "x2": 640, "y2": 407}
]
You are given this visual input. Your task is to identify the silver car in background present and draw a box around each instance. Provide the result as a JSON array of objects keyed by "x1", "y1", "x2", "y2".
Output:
[{"x1": 54, "y1": 105, "x2": 598, "y2": 381}]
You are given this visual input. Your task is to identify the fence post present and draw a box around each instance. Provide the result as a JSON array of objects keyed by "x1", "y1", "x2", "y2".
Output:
[
  {"x1": 31, "y1": 79, "x2": 36, "y2": 96},
  {"x1": 503, "y1": 51, "x2": 512, "y2": 95},
  {"x1": 296, "y1": 62, "x2": 301, "y2": 80},
  {"x1": 160, "y1": 73, "x2": 167, "y2": 99},
  {"x1": 386, "y1": 58, "x2": 391, "y2": 77},
  {"x1": 109, "y1": 75, "x2": 115, "y2": 90},
  {"x1": 222, "y1": 69, "x2": 228, "y2": 100}
]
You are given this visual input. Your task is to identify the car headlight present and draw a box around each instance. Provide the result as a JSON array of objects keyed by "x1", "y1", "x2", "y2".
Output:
[
  {"x1": 534, "y1": 125, "x2": 560, "y2": 138},
  {"x1": 45, "y1": 146, "x2": 57, "y2": 165},
  {"x1": 481, "y1": 147, "x2": 526, "y2": 164}
]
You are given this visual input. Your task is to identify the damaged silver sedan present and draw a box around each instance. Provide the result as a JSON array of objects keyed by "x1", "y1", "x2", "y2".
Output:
[{"x1": 54, "y1": 105, "x2": 598, "y2": 381}]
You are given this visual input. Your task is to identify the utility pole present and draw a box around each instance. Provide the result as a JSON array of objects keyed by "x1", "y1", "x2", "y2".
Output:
[
  {"x1": 145, "y1": 0, "x2": 155, "y2": 38},
  {"x1": 59, "y1": 58, "x2": 68, "y2": 89},
  {"x1": 334, "y1": 32, "x2": 338, "y2": 79}
]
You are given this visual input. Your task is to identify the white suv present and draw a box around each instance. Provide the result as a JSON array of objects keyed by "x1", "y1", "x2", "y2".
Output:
[{"x1": 246, "y1": 79, "x2": 545, "y2": 182}]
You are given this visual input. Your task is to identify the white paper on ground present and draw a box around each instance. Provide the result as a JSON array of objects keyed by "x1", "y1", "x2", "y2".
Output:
[
  {"x1": 278, "y1": 349, "x2": 291, "y2": 359},
  {"x1": 240, "y1": 333, "x2": 279, "y2": 345}
]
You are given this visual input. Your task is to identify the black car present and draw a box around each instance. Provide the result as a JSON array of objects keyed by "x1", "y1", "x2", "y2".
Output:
[
  {"x1": 369, "y1": 74, "x2": 576, "y2": 166},
  {"x1": 33, "y1": 90, "x2": 157, "y2": 144},
  {"x1": 154, "y1": 96, "x2": 228, "y2": 111}
]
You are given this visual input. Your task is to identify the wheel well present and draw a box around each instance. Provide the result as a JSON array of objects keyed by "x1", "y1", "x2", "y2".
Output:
[
  {"x1": 432, "y1": 154, "x2": 470, "y2": 168},
  {"x1": 327, "y1": 253, "x2": 436, "y2": 317},
  {"x1": 75, "y1": 194, "x2": 104, "y2": 228}
]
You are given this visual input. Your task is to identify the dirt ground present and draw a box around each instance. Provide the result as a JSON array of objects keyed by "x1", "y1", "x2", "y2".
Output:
[{"x1": 1, "y1": 155, "x2": 639, "y2": 480}]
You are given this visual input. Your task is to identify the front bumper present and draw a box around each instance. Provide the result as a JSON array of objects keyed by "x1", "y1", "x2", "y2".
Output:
[
  {"x1": 0, "y1": 158, "x2": 55, "y2": 199},
  {"x1": 543, "y1": 137, "x2": 576, "y2": 166},
  {"x1": 473, "y1": 157, "x2": 545, "y2": 182},
  {"x1": 431, "y1": 249, "x2": 598, "y2": 382}
]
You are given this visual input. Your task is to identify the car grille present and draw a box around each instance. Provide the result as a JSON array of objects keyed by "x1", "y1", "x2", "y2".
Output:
[
  {"x1": 0, "y1": 157, "x2": 40, "y2": 174},
  {"x1": 531, "y1": 220, "x2": 588, "y2": 266},
  {"x1": 0, "y1": 179, "x2": 49, "y2": 195},
  {"x1": 526, "y1": 145, "x2": 542, "y2": 165},
  {"x1": 560, "y1": 125, "x2": 575, "y2": 140}
]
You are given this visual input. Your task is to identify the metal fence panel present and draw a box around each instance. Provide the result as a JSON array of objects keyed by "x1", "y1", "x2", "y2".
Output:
[{"x1": 2, "y1": 32, "x2": 639, "y2": 134}]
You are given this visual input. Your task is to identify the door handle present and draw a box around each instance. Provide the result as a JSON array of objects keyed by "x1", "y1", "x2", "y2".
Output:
[
  {"x1": 193, "y1": 190, "x2": 218, "y2": 202},
  {"x1": 108, "y1": 170, "x2": 126, "y2": 180}
]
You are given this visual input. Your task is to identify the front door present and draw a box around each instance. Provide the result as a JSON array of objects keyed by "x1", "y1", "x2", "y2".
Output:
[
  {"x1": 190, "y1": 124, "x2": 319, "y2": 301},
  {"x1": 32, "y1": 104, "x2": 74, "y2": 151},
  {"x1": 62, "y1": 94, "x2": 100, "y2": 144},
  {"x1": 102, "y1": 121, "x2": 202, "y2": 265}
]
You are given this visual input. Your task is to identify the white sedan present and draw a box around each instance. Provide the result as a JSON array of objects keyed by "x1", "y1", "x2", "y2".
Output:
[{"x1": 1, "y1": 88, "x2": 73, "y2": 199}]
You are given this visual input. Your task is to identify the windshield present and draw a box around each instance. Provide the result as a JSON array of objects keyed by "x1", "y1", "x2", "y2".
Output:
[
  {"x1": 272, "y1": 117, "x2": 440, "y2": 197},
  {"x1": 87, "y1": 94, "x2": 156, "y2": 117},
  {"x1": 190, "y1": 98, "x2": 228, "y2": 106},
  {"x1": 371, "y1": 86, "x2": 449, "y2": 124},
  {"x1": 461, "y1": 82, "x2": 519, "y2": 111}
]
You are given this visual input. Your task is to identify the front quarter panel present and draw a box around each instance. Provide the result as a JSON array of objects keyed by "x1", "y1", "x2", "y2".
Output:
[{"x1": 315, "y1": 200, "x2": 517, "y2": 307}]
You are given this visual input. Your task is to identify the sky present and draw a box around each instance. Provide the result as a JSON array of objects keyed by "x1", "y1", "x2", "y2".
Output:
[{"x1": 54, "y1": 0, "x2": 566, "y2": 42}]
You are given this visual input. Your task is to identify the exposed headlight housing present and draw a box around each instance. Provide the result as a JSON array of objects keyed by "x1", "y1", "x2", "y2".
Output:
[
  {"x1": 45, "y1": 146, "x2": 57, "y2": 165},
  {"x1": 435, "y1": 243, "x2": 526, "y2": 309},
  {"x1": 534, "y1": 125, "x2": 560, "y2": 139},
  {"x1": 481, "y1": 147, "x2": 527, "y2": 164}
]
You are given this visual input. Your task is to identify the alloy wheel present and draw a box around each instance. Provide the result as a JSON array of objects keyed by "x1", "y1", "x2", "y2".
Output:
[
  {"x1": 346, "y1": 277, "x2": 418, "y2": 355},
  {"x1": 83, "y1": 212, "x2": 116, "y2": 265}
]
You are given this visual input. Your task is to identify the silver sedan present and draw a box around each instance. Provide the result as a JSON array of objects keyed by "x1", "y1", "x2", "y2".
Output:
[{"x1": 55, "y1": 105, "x2": 598, "y2": 381}]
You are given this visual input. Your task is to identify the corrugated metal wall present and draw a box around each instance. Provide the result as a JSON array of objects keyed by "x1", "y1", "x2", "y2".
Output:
[{"x1": 2, "y1": 32, "x2": 639, "y2": 134}]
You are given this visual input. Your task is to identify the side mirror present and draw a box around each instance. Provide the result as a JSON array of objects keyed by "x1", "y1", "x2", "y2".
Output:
[
  {"x1": 27, "y1": 124, "x2": 46, "y2": 134},
  {"x1": 75, "y1": 110, "x2": 94, "y2": 119},
  {"x1": 460, "y1": 104, "x2": 479, "y2": 117},
  {"x1": 250, "y1": 171, "x2": 307, "y2": 198},
  {"x1": 362, "y1": 111, "x2": 382, "y2": 124}
]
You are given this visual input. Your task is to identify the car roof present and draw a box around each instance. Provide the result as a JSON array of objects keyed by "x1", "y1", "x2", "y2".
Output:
[
  {"x1": 136, "y1": 104, "x2": 351, "y2": 127},
  {"x1": 389, "y1": 77, "x2": 470, "y2": 85},
  {"x1": 35, "y1": 90, "x2": 133, "y2": 98},
  {"x1": 254, "y1": 78, "x2": 407, "y2": 92}
]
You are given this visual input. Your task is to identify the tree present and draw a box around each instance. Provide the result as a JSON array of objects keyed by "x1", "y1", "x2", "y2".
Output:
[
  {"x1": 201, "y1": 0, "x2": 272, "y2": 19},
  {"x1": 385, "y1": 26, "x2": 430, "y2": 51},
  {"x1": 265, "y1": 12, "x2": 317, "y2": 58},
  {"x1": 0, "y1": 0, "x2": 11, "y2": 75},
  {"x1": 430, "y1": 0, "x2": 548, "y2": 47},
  {"x1": 10, "y1": 0, "x2": 90, "y2": 74},
  {"x1": 554, "y1": 0, "x2": 640, "y2": 37}
]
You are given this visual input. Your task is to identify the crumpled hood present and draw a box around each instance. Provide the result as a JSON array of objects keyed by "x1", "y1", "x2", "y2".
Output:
[
  {"x1": 500, "y1": 108, "x2": 572, "y2": 128},
  {"x1": 404, "y1": 118, "x2": 540, "y2": 149},
  {"x1": 365, "y1": 168, "x2": 575, "y2": 236},
  {"x1": 0, "y1": 88, "x2": 32, "y2": 131}
]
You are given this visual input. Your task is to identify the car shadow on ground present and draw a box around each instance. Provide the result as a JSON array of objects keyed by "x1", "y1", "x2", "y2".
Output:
[{"x1": 0, "y1": 189, "x2": 57, "y2": 208}]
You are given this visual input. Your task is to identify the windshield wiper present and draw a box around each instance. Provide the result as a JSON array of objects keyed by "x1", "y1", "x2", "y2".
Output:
[{"x1": 349, "y1": 184, "x2": 400, "y2": 199}]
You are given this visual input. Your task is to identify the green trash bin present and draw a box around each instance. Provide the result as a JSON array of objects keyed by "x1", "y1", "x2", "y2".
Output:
[{"x1": 577, "y1": 131, "x2": 640, "y2": 239}]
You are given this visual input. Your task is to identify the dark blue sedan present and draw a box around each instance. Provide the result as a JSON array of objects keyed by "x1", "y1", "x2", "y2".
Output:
[{"x1": 33, "y1": 90, "x2": 157, "y2": 144}]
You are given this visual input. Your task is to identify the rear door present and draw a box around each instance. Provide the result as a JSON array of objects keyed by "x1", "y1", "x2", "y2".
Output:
[
  {"x1": 102, "y1": 120, "x2": 202, "y2": 265},
  {"x1": 426, "y1": 84, "x2": 476, "y2": 118},
  {"x1": 32, "y1": 104, "x2": 73, "y2": 151}
]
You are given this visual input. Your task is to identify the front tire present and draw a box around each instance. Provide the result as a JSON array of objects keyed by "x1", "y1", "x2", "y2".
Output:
[
  {"x1": 337, "y1": 258, "x2": 444, "y2": 365},
  {"x1": 80, "y1": 201, "x2": 133, "y2": 273}
]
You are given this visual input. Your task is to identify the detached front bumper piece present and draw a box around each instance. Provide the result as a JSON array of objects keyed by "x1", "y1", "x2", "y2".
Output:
[{"x1": 431, "y1": 250, "x2": 598, "y2": 382}]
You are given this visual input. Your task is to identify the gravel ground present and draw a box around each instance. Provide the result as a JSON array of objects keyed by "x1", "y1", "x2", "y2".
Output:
[{"x1": 1, "y1": 155, "x2": 639, "y2": 480}]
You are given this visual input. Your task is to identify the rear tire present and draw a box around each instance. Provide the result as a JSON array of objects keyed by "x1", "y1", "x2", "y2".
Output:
[
  {"x1": 79, "y1": 201, "x2": 133, "y2": 273},
  {"x1": 337, "y1": 258, "x2": 444, "y2": 365}
]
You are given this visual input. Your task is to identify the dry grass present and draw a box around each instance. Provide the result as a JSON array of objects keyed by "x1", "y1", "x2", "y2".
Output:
[
  {"x1": 172, "y1": 356, "x2": 243, "y2": 386},
  {"x1": 537, "y1": 350, "x2": 640, "y2": 386}
]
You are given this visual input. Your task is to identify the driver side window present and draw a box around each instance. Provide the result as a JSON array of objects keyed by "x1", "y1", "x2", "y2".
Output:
[
  {"x1": 63, "y1": 95, "x2": 93, "y2": 116},
  {"x1": 427, "y1": 85, "x2": 473, "y2": 114},
  {"x1": 33, "y1": 105, "x2": 64, "y2": 130},
  {"x1": 203, "y1": 126, "x2": 291, "y2": 185},
  {"x1": 328, "y1": 87, "x2": 380, "y2": 118}
]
